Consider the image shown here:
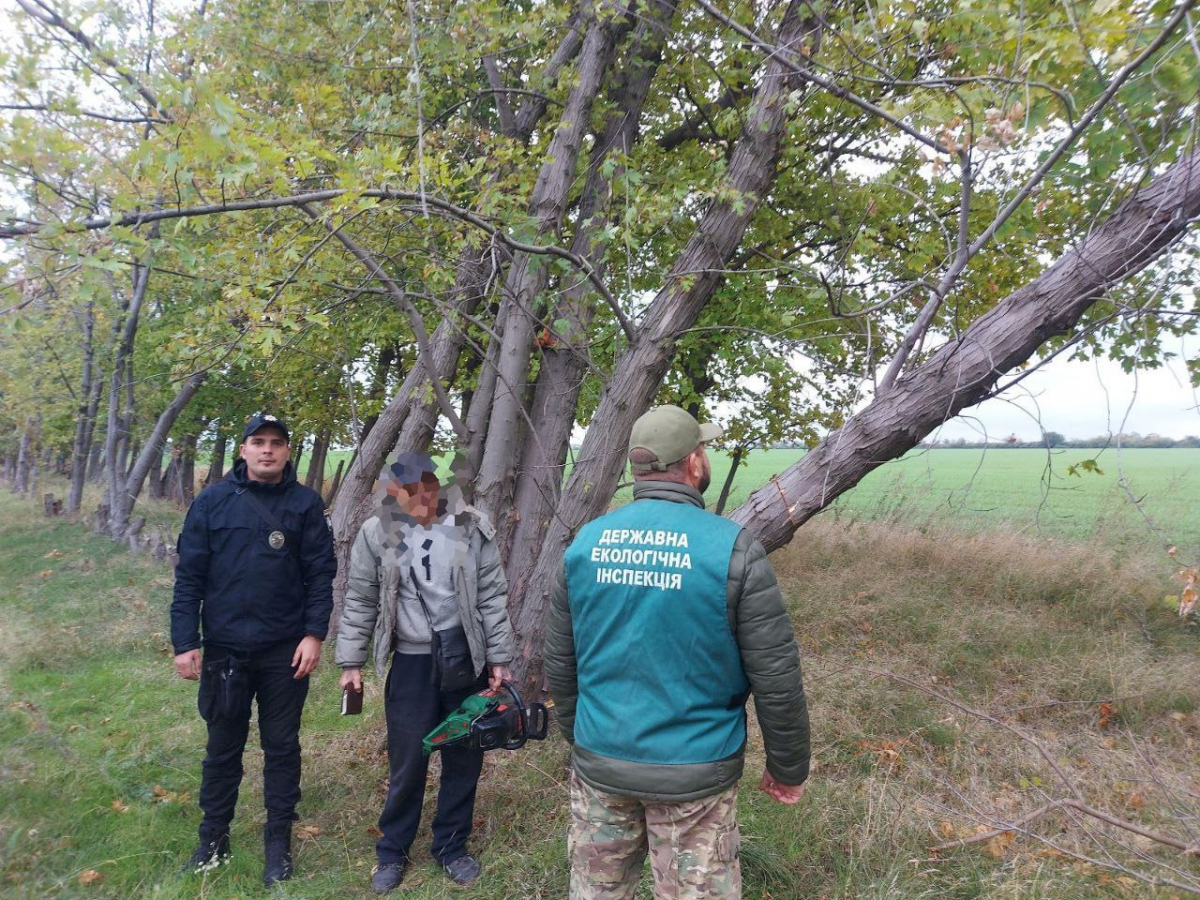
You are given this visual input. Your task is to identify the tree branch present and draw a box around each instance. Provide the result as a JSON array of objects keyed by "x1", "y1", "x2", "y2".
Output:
[
  {"x1": 14, "y1": 0, "x2": 171, "y2": 121},
  {"x1": 0, "y1": 187, "x2": 636, "y2": 341},
  {"x1": 298, "y1": 203, "x2": 470, "y2": 444}
]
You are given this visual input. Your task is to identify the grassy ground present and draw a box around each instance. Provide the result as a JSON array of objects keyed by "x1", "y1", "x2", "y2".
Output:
[{"x1": 2, "y1": 484, "x2": 1197, "y2": 899}]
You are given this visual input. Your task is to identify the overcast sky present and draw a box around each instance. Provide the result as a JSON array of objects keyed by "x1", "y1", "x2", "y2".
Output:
[{"x1": 929, "y1": 351, "x2": 1200, "y2": 441}]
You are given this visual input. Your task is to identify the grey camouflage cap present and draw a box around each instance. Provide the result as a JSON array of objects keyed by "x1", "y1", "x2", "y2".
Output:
[{"x1": 628, "y1": 405, "x2": 722, "y2": 473}]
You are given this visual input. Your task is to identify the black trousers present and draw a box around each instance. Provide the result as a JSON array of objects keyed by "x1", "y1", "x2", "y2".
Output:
[
  {"x1": 196, "y1": 639, "x2": 309, "y2": 838},
  {"x1": 377, "y1": 652, "x2": 486, "y2": 866}
]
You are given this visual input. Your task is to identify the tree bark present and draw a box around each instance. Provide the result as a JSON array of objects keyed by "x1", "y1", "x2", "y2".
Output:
[
  {"x1": 149, "y1": 442, "x2": 167, "y2": 500},
  {"x1": 512, "y1": 0, "x2": 819, "y2": 686},
  {"x1": 103, "y1": 253, "x2": 153, "y2": 531},
  {"x1": 730, "y1": 147, "x2": 1200, "y2": 551},
  {"x1": 504, "y1": 0, "x2": 680, "y2": 599},
  {"x1": 714, "y1": 445, "x2": 745, "y2": 516},
  {"x1": 108, "y1": 371, "x2": 207, "y2": 537},
  {"x1": 306, "y1": 428, "x2": 329, "y2": 491},
  {"x1": 473, "y1": 4, "x2": 631, "y2": 546},
  {"x1": 13, "y1": 426, "x2": 33, "y2": 495},
  {"x1": 67, "y1": 334, "x2": 103, "y2": 514},
  {"x1": 178, "y1": 431, "x2": 198, "y2": 504},
  {"x1": 203, "y1": 429, "x2": 227, "y2": 487}
]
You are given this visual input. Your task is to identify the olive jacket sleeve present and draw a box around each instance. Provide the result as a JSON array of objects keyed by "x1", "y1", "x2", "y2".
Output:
[
  {"x1": 728, "y1": 529, "x2": 811, "y2": 785},
  {"x1": 543, "y1": 563, "x2": 578, "y2": 744}
]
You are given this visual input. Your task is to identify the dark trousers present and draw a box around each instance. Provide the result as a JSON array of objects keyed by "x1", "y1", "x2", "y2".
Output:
[
  {"x1": 196, "y1": 639, "x2": 309, "y2": 838},
  {"x1": 377, "y1": 652, "x2": 486, "y2": 866}
]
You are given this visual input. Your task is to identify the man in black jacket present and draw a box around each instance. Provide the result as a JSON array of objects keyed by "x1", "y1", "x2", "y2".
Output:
[{"x1": 171, "y1": 413, "x2": 336, "y2": 885}]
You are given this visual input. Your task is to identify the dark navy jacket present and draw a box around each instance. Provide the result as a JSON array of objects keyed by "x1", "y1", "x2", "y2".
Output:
[{"x1": 171, "y1": 459, "x2": 337, "y2": 654}]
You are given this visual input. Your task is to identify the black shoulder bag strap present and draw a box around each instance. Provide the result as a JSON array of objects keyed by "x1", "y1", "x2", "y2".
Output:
[{"x1": 236, "y1": 488, "x2": 301, "y2": 562}]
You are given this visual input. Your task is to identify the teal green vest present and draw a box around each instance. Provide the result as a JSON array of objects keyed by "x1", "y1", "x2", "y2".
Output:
[{"x1": 564, "y1": 499, "x2": 748, "y2": 765}]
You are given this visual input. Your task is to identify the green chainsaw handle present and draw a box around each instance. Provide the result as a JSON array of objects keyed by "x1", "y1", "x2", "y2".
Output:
[{"x1": 499, "y1": 680, "x2": 549, "y2": 750}]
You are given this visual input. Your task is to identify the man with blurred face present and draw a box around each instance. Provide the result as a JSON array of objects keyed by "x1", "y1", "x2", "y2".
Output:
[
  {"x1": 337, "y1": 452, "x2": 516, "y2": 893},
  {"x1": 171, "y1": 413, "x2": 336, "y2": 886},
  {"x1": 545, "y1": 405, "x2": 811, "y2": 900}
]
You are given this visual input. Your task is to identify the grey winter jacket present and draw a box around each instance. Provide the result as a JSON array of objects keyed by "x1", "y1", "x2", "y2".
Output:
[
  {"x1": 544, "y1": 481, "x2": 810, "y2": 801},
  {"x1": 336, "y1": 508, "x2": 515, "y2": 678}
]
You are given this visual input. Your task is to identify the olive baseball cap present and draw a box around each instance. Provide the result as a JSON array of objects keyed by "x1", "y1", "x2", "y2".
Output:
[{"x1": 628, "y1": 405, "x2": 722, "y2": 474}]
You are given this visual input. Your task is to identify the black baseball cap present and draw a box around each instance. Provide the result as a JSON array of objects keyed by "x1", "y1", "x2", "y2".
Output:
[{"x1": 242, "y1": 413, "x2": 290, "y2": 442}]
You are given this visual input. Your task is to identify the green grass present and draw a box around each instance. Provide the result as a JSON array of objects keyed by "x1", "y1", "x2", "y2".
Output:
[{"x1": 2, "y1": 484, "x2": 1198, "y2": 899}]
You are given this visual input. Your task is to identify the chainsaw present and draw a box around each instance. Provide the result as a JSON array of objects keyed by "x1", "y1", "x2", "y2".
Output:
[{"x1": 422, "y1": 680, "x2": 549, "y2": 755}]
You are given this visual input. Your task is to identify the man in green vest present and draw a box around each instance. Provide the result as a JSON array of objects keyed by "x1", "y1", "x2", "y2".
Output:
[{"x1": 544, "y1": 405, "x2": 811, "y2": 900}]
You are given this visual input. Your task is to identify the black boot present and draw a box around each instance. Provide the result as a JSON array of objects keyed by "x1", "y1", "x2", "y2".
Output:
[
  {"x1": 263, "y1": 822, "x2": 293, "y2": 886},
  {"x1": 183, "y1": 831, "x2": 231, "y2": 875}
]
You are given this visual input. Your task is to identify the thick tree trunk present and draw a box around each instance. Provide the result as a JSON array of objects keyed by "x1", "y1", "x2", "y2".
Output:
[
  {"x1": 730, "y1": 147, "x2": 1200, "y2": 551},
  {"x1": 178, "y1": 432, "x2": 198, "y2": 504},
  {"x1": 473, "y1": 5, "x2": 629, "y2": 544},
  {"x1": 504, "y1": 0, "x2": 680, "y2": 597}
]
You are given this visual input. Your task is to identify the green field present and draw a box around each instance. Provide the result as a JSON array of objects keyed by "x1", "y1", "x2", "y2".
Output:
[
  {"x1": 613, "y1": 447, "x2": 1200, "y2": 552},
  {"x1": 304, "y1": 447, "x2": 1200, "y2": 553}
]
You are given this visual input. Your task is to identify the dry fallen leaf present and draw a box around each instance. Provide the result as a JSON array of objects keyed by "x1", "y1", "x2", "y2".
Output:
[
  {"x1": 111, "y1": 800, "x2": 129, "y2": 814},
  {"x1": 295, "y1": 824, "x2": 321, "y2": 840},
  {"x1": 937, "y1": 820, "x2": 957, "y2": 839},
  {"x1": 78, "y1": 870, "x2": 104, "y2": 886},
  {"x1": 982, "y1": 830, "x2": 1015, "y2": 859},
  {"x1": 366, "y1": 826, "x2": 383, "y2": 838}
]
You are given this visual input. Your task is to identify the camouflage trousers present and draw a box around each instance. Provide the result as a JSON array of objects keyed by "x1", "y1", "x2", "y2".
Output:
[{"x1": 568, "y1": 769, "x2": 741, "y2": 900}]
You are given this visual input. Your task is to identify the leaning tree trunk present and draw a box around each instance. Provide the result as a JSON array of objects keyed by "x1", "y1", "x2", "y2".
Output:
[
  {"x1": 473, "y1": 5, "x2": 629, "y2": 547},
  {"x1": 108, "y1": 372, "x2": 207, "y2": 539},
  {"x1": 730, "y1": 147, "x2": 1200, "y2": 551},
  {"x1": 504, "y1": 0, "x2": 680, "y2": 599},
  {"x1": 509, "y1": 0, "x2": 818, "y2": 686}
]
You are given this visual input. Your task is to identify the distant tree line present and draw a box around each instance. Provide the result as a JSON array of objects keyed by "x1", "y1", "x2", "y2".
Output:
[
  {"x1": 919, "y1": 432, "x2": 1200, "y2": 449},
  {"x1": 769, "y1": 433, "x2": 1200, "y2": 451}
]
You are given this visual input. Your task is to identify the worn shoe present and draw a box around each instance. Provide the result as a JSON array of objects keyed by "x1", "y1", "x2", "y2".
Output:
[
  {"x1": 441, "y1": 853, "x2": 481, "y2": 886},
  {"x1": 263, "y1": 823, "x2": 293, "y2": 886},
  {"x1": 371, "y1": 862, "x2": 406, "y2": 894},
  {"x1": 183, "y1": 832, "x2": 231, "y2": 874}
]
